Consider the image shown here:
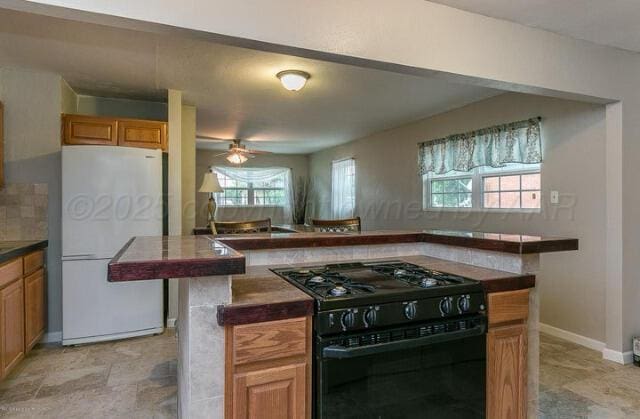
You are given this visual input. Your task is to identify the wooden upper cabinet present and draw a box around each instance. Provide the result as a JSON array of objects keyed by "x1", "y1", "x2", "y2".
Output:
[
  {"x1": 63, "y1": 114, "x2": 118, "y2": 146},
  {"x1": 0, "y1": 278, "x2": 24, "y2": 378},
  {"x1": 62, "y1": 114, "x2": 167, "y2": 151},
  {"x1": 118, "y1": 119, "x2": 167, "y2": 150}
]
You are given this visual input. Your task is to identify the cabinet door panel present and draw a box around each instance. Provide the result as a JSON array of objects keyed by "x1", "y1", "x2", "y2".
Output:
[
  {"x1": 24, "y1": 269, "x2": 45, "y2": 352},
  {"x1": 233, "y1": 363, "x2": 306, "y2": 419},
  {"x1": 487, "y1": 322, "x2": 527, "y2": 419},
  {"x1": 118, "y1": 120, "x2": 167, "y2": 150},
  {"x1": 63, "y1": 115, "x2": 118, "y2": 146},
  {"x1": 1, "y1": 279, "x2": 24, "y2": 377}
]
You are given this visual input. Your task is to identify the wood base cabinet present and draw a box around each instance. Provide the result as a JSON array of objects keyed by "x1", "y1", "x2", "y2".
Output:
[
  {"x1": 226, "y1": 316, "x2": 311, "y2": 419},
  {"x1": 487, "y1": 289, "x2": 529, "y2": 419},
  {"x1": 0, "y1": 249, "x2": 46, "y2": 379},
  {"x1": 0, "y1": 279, "x2": 24, "y2": 376},
  {"x1": 24, "y1": 268, "x2": 45, "y2": 352}
]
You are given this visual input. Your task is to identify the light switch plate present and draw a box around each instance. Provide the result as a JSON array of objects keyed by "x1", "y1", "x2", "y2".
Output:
[{"x1": 550, "y1": 191, "x2": 559, "y2": 204}]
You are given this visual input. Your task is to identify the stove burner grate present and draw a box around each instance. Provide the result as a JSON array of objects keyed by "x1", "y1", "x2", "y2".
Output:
[{"x1": 281, "y1": 268, "x2": 376, "y2": 297}]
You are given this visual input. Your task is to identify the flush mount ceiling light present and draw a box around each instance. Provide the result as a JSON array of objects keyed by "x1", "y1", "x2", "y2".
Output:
[{"x1": 276, "y1": 70, "x2": 310, "y2": 91}]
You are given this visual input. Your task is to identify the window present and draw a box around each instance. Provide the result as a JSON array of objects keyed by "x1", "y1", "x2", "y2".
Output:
[
  {"x1": 331, "y1": 158, "x2": 356, "y2": 218},
  {"x1": 424, "y1": 163, "x2": 541, "y2": 210},
  {"x1": 483, "y1": 172, "x2": 541, "y2": 209},
  {"x1": 214, "y1": 169, "x2": 288, "y2": 207}
]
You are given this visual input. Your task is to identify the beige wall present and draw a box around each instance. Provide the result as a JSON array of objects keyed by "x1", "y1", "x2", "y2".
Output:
[
  {"x1": 0, "y1": 67, "x2": 63, "y2": 337},
  {"x1": 310, "y1": 92, "x2": 606, "y2": 343},
  {"x1": 195, "y1": 150, "x2": 309, "y2": 227},
  {"x1": 181, "y1": 105, "x2": 196, "y2": 234},
  {"x1": 76, "y1": 95, "x2": 167, "y2": 120}
]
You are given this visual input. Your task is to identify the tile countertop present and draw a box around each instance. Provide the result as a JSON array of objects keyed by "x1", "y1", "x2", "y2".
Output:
[
  {"x1": 107, "y1": 235, "x2": 245, "y2": 282},
  {"x1": 107, "y1": 229, "x2": 578, "y2": 282},
  {"x1": 0, "y1": 240, "x2": 48, "y2": 265},
  {"x1": 215, "y1": 255, "x2": 535, "y2": 326}
]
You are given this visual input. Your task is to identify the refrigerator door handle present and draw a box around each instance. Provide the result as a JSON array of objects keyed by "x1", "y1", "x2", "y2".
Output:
[{"x1": 62, "y1": 254, "x2": 97, "y2": 261}]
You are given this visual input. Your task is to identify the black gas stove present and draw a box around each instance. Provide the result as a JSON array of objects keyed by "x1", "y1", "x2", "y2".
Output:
[
  {"x1": 272, "y1": 260, "x2": 485, "y2": 332},
  {"x1": 271, "y1": 260, "x2": 487, "y2": 419}
]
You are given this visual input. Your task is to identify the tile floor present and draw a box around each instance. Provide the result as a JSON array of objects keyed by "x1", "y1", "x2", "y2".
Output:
[
  {"x1": 0, "y1": 331, "x2": 639, "y2": 418},
  {"x1": 0, "y1": 330, "x2": 177, "y2": 418},
  {"x1": 539, "y1": 333, "x2": 640, "y2": 418}
]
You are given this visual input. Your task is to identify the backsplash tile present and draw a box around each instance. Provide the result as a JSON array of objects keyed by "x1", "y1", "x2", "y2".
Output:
[{"x1": 0, "y1": 183, "x2": 48, "y2": 241}]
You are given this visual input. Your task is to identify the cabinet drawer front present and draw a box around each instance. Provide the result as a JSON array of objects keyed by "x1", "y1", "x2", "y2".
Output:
[
  {"x1": 24, "y1": 250, "x2": 44, "y2": 275},
  {"x1": 233, "y1": 317, "x2": 307, "y2": 366},
  {"x1": 488, "y1": 289, "x2": 530, "y2": 326},
  {"x1": 0, "y1": 258, "x2": 23, "y2": 289}
]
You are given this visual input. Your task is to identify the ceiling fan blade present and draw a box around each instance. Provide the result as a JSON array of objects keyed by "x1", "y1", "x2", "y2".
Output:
[
  {"x1": 197, "y1": 135, "x2": 233, "y2": 143},
  {"x1": 244, "y1": 149, "x2": 272, "y2": 155},
  {"x1": 213, "y1": 151, "x2": 230, "y2": 157}
]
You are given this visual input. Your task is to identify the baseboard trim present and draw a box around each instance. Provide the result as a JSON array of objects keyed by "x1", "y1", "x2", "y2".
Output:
[
  {"x1": 539, "y1": 323, "x2": 605, "y2": 352},
  {"x1": 166, "y1": 318, "x2": 176, "y2": 328},
  {"x1": 41, "y1": 331, "x2": 62, "y2": 343},
  {"x1": 602, "y1": 348, "x2": 634, "y2": 365}
]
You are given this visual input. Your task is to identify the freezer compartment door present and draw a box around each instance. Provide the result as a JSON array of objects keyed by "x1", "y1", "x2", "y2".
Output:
[
  {"x1": 62, "y1": 146, "x2": 162, "y2": 259},
  {"x1": 62, "y1": 259, "x2": 162, "y2": 343}
]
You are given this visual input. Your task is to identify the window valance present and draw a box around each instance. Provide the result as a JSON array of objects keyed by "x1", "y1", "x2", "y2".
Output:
[{"x1": 417, "y1": 118, "x2": 542, "y2": 176}]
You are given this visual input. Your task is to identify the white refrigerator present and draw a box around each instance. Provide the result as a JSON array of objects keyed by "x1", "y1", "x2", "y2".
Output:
[{"x1": 62, "y1": 146, "x2": 164, "y2": 345}]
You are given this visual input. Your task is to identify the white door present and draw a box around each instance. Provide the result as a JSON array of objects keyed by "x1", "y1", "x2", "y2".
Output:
[
  {"x1": 62, "y1": 146, "x2": 162, "y2": 259},
  {"x1": 62, "y1": 259, "x2": 163, "y2": 344}
]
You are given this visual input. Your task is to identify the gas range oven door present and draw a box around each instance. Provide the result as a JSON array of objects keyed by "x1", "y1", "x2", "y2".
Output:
[{"x1": 315, "y1": 315, "x2": 486, "y2": 419}]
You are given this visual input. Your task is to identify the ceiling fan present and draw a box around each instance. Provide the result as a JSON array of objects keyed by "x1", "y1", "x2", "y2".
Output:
[{"x1": 199, "y1": 137, "x2": 272, "y2": 164}]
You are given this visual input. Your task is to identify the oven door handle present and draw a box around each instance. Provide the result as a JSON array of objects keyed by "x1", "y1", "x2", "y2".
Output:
[{"x1": 322, "y1": 324, "x2": 486, "y2": 359}]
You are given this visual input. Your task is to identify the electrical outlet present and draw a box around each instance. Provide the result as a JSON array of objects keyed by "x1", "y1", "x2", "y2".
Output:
[{"x1": 550, "y1": 191, "x2": 559, "y2": 204}]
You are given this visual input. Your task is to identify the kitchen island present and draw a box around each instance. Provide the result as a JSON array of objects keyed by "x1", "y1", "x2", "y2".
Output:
[{"x1": 108, "y1": 230, "x2": 578, "y2": 419}]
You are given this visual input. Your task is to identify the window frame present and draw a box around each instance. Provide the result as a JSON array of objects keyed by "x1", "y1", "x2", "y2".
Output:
[
  {"x1": 423, "y1": 164, "x2": 542, "y2": 213},
  {"x1": 331, "y1": 157, "x2": 356, "y2": 219},
  {"x1": 214, "y1": 171, "x2": 287, "y2": 208}
]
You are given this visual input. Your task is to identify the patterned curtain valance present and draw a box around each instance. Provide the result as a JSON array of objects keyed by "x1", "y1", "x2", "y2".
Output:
[{"x1": 417, "y1": 118, "x2": 542, "y2": 176}]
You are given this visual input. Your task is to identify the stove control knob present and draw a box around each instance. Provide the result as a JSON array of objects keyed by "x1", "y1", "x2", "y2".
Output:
[
  {"x1": 363, "y1": 308, "x2": 377, "y2": 327},
  {"x1": 404, "y1": 302, "x2": 417, "y2": 320},
  {"x1": 439, "y1": 297, "x2": 453, "y2": 316},
  {"x1": 340, "y1": 311, "x2": 356, "y2": 330},
  {"x1": 457, "y1": 295, "x2": 471, "y2": 313}
]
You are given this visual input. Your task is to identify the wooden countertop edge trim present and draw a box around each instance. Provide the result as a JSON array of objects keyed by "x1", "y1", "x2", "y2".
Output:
[
  {"x1": 217, "y1": 300, "x2": 314, "y2": 326},
  {"x1": 481, "y1": 274, "x2": 536, "y2": 293},
  {"x1": 108, "y1": 255, "x2": 246, "y2": 282},
  {"x1": 216, "y1": 232, "x2": 578, "y2": 254}
]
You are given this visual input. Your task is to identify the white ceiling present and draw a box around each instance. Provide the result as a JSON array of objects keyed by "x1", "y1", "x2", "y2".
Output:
[
  {"x1": 0, "y1": 8, "x2": 501, "y2": 154},
  {"x1": 430, "y1": 0, "x2": 640, "y2": 53}
]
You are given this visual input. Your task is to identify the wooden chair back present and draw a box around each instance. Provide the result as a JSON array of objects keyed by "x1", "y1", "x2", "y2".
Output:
[
  {"x1": 310, "y1": 217, "x2": 361, "y2": 233},
  {"x1": 213, "y1": 218, "x2": 272, "y2": 234}
]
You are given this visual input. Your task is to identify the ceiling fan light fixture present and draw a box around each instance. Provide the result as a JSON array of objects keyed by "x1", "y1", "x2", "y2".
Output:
[
  {"x1": 276, "y1": 70, "x2": 310, "y2": 91},
  {"x1": 226, "y1": 152, "x2": 248, "y2": 164}
]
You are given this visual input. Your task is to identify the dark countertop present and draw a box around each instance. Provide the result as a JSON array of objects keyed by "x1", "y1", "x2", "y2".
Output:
[
  {"x1": 217, "y1": 266, "x2": 314, "y2": 326},
  {"x1": 216, "y1": 255, "x2": 535, "y2": 326},
  {"x1": 108, "y1": 235, "x2": 245, "y2": 282},
  {"x1": 108, "y1": 229, "x2": 578, "y2": 282},
  {"x1": 0, "y1": 240, "x2": 48, "y2": 265}
]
